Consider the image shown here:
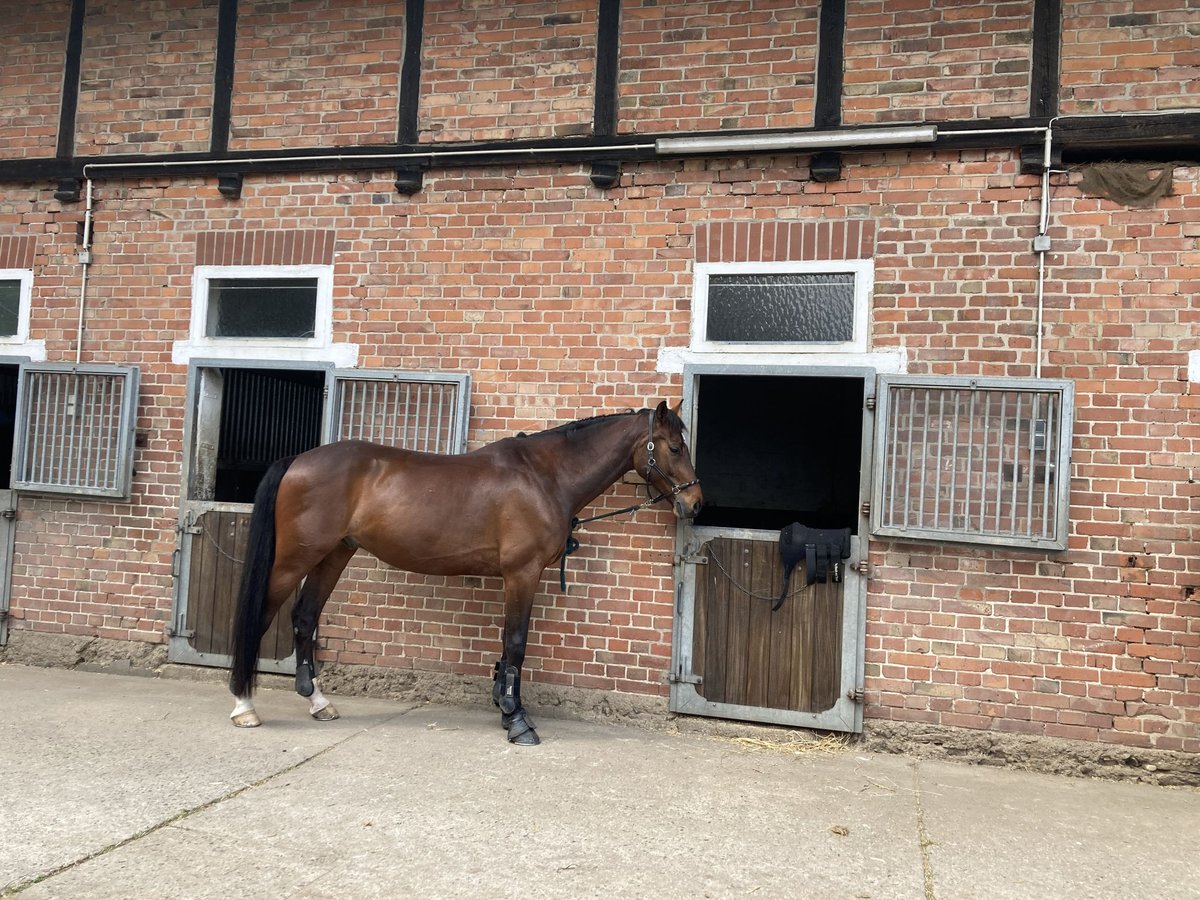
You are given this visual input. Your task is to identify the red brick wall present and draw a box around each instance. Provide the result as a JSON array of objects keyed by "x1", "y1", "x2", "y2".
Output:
[
  {"x1": 843, "y1": 0, "x2": 1032, "y2": 124},
  {"x1": 76, "y1": 0, "x2": 218, "y2": 156},
  {"x1": 1060, "y1": 2, "x2": 1200, "y2": 114},
  {"x1": 618, "y1": 0, "x2": 818, "y2": 134},
  {"x1": 1, "y1": 2, "x2": 1198, "y2": 753},
  {"x1": 0, "y1": 2, "x2": 70, "y2": 158},
  {"x1": 420, "y1": 0, "x2": 597, "y2": 143},
  {"x1": 230, "y1": 0, "x2": 404, "y2": 150}
]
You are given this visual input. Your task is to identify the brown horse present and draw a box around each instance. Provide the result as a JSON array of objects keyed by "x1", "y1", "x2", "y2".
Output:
[{"x1": 228, "y1": 401, "x2": 702, "y2": 745}]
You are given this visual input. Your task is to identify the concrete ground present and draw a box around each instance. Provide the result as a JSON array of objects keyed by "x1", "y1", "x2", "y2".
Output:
[{"x1": 1, "y1": 664, "x2": 1197, "y2": 900}]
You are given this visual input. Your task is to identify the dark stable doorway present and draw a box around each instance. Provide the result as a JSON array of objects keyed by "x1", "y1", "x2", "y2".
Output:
[
  {"x1": 692, "y1": 374, "x2": 863, "y2": 533},
  {"x1": 0, "y1": 365, "x2": 17, "y2": 490},
  {"x1": 214, "y1": 367, "x2": 324, "y2": 502}
]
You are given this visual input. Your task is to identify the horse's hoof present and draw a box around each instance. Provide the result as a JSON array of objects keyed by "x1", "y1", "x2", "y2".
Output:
[
  {"x1": 505, "y1": 709, "x2": 540, "y2": 746},
  {"x1": 311, "y1": 703, "x2": 340, "y2": 722},
  {"x1": 231, "y1": 710, "x2": 261, "y2": 728}
]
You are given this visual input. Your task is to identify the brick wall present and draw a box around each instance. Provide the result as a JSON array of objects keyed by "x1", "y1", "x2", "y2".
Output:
[
  {"x1": 843, "y1": 0, "x2": 1032, "y2": 124},
  {"x1": 75, "y1": 0, "x2": 217, "y2": 156},
  {"x1": 0, "y1": 2, "x2": 70, "y2": 159},
  {"x1": 420, "y1": 0, "x2": 597, "y2": 142},
  {"x1": 1, "y1": 2, "x2": 1198, "y2": 753},
  {"x1": 618, "y1": 0, "x2": 818, "y2": 134},
  {"x1": 230, "y1": 0, "x2": 404, "y2": 150},
  {"x1": 1060, "y1": 2, "x2": 1200, "y2": 114}
]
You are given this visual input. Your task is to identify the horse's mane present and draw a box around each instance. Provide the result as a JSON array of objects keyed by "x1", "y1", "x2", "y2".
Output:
[{"x1": 519, "y1": 407, "x2": 684, "y2": 441}]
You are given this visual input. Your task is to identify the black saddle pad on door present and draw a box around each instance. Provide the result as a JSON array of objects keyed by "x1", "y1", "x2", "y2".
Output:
[{"x1": 775, "y1": 523, "x2": 852, "y2": 611}]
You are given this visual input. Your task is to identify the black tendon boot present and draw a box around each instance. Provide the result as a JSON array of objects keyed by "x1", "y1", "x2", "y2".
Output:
[{"x1": 494, "y1": 663, "x2": 539, "y2": 745}]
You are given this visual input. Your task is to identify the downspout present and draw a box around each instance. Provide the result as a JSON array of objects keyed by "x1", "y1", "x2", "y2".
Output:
[{"x1": 76, "y1": 176, "x2": 94, "y2": 364}]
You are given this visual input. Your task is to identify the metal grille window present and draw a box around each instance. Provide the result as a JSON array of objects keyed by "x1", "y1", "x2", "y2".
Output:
[
  {"x1": 12, "y1": 364, "x2": 140, "y2": 499},
  {"x1": 692, "y1": 261, "x2": 872, "y2": 353},
  {"x1": 330, "y1": 371, "x2": 471, "y2": 454},
  {"x1": 871, "y1": 376, "x2": 1073, "y2": 550}
]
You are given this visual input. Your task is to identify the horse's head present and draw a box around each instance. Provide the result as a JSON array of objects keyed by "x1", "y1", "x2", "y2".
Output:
[{"x1": 638, "y1": 401, "x2": 703, "y2": 519}]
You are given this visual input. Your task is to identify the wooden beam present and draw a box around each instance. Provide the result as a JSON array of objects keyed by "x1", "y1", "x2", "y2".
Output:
[
  {"x1": 814, "y1": 0, "x2": 846, "y2": 129},
  {"x1": 210, "y1": 0, "x2": 238, "y2": 155},
  {"x1": 56, "y1": 0, "x2": 86, "y2": 160},
  {"x1": 397, "y1": 0, "x2": 425, "y2": 144},
  {"x1": 593, "y1": 0, "x2": 621, "y2": 137},
  {"x1": 1030, "y1": 0, "x2": 1062, "y2": 119}
]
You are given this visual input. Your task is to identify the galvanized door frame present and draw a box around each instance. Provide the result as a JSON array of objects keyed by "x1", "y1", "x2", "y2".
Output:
[
  {"x1": 168, "y1": 358, "x2": 333, "y2": 669},
  {"x1": 0, "y1": 489, "x2": 14, "y2": 646},
  {"x1": 670, "y1": 362, "x2": 876, "y2": 732}
]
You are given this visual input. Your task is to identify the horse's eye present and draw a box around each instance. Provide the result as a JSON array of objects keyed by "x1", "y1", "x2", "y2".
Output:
[{"x1": 669, "y1": 444, "x2": 681, "y2": 455}]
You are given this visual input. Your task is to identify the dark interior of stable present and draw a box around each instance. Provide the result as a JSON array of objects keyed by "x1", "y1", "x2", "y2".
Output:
[
  {"x1": 213, "y1": 367, "x2": 324, "y2": 503},
  {"x1": 0, "y1": 364, "x2": 16, "y2": 489},
  {"x1": 691, "y1": 374, "x2": 864, "y2": 533}
]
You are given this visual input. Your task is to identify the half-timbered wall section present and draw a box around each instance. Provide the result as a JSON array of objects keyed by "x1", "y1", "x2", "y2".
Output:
[{"x1": 1, "y1": 0, "x2": 1197, "y2": 757}]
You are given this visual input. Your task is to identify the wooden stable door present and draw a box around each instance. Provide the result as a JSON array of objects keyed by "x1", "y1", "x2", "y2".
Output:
[
  {"x1": 693, "y1": 535, "x2": 842, "y2": 714},
  {"x1": 177, "y1": 507, "x2": 298, "y2": 669},
  {"x1": 672, "y1": 527, "x2": 865, "y2": 732}
]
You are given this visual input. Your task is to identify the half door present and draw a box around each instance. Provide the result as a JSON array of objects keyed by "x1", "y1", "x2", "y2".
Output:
[{"x1": 671, "y1": 366, "x2": 874, "y2": 732}]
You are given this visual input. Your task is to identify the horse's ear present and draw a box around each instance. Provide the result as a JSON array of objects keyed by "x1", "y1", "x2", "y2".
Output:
[{"x1": 655, "y1": 400, "x2": 669, "y2": 421}]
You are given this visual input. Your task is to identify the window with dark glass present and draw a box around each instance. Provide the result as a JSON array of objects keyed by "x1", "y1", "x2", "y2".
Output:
[
  {"x1": 205, "y1": 278, "x2": 318, "y2": 339},
  {"x1": 706, "y1": 273, "x2": 855, "y2": 344},
  {"x1": 0, "y1": 279, "x2": 22, "y2": 337}
]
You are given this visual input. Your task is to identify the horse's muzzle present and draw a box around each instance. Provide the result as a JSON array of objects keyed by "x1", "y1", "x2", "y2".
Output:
[{"x1": 675, "y1": 493, "x2": 703, "y2": 519}]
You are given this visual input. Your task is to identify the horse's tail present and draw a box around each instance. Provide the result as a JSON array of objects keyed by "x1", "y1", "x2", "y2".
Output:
[{"x1": 229, "y1": 455, "x2": 297, "y2": 699}]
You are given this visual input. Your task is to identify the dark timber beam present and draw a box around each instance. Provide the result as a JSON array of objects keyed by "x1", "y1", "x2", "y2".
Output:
[
  {"x1": 210, "y1": 0, "x2": 238, "y2": 155},
  {"x1": 56, "y1": 0, "x2": 87, "y2": 161},
  {"x1": 394, "y1": 0, "x2": 427, "y2": 193},
  {"x1": 1030, "y1": 0, "x2": 1062, "y2": 119},
  {"x1": 814, "y1": 0, "x2": 846, "y2": 129},
  {"x1": 590, "y1": 0, "x2": 622, "y2": 188}
]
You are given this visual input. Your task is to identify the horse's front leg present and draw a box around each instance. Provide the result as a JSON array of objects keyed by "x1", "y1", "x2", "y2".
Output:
[{"x1": 493, "y1": 568, "x2": 541, "y2": 746}]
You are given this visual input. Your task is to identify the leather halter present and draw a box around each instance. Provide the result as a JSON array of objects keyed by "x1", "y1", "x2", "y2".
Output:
[
  {"x1": 559, "y1": 409, "x2": 700, "y2": 591},
  {"x1": 640, "y1": 408, "x2": 701, "y2": 502}
]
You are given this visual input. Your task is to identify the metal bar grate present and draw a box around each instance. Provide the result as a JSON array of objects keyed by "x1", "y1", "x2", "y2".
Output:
[
  {"x1": 334, "y1": 375, "x2": 466, "y2": 454},
  {"x1": 873, "y1": 377, "x2": 1072, "y2": 549},
  {"x1": 14, "y1": 367, "x2": 137, "y2": 498}
]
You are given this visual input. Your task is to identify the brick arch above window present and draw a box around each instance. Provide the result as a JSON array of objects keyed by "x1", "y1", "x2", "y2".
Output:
[
  {"x1": 195, "y1": 230, "x2": 336, "y2": 267},
  {"x1": 695, "y1": 220, "x2": 875, "y2": 264},
  {"x1": 0, "y1": 236, "x2": 37, "y2": 269}
]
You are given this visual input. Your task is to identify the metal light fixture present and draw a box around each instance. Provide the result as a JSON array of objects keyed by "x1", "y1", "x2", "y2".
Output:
[{"x1": 654, "y1": 124, "x2": 938, "y2": 156}]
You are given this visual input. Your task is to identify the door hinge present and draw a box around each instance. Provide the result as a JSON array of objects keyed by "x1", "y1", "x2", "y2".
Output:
[
  {"x1": 847, "y1": 688, "x2": 865, "y2": 704},
  {"x1": 860, "y1": 501, "x2": 871, "y2": 517},
  {"x1": 675, "y1": 553, "x2": 708, "y2": 566},
  {"x1": 1, "y1": 508, "x2": 15, "y2": 520},
  {"x1": 668, "y1": 668, "x2": 703, "y2": 686},
  {"x1": 166, "y1": 624, "x2": 195, "y2": 639},
  {"x1": 865, "y1": 396, "x2": 876, "y2": 411},
  {"x1": 849, "y1": 560, "x2": 873, "y2": 577}
]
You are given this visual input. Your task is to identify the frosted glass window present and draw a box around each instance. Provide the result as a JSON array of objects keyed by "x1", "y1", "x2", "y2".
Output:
[
  {"x1": 206, "y1": 278, "x2": 318, "y2": 339},
  {"x1": 706, "y1": 273, "x2": 855, "y2": 343}
]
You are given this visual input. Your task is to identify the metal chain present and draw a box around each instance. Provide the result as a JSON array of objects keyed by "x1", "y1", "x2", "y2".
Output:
[
  {"x1": 199, "y1": 525, "x2": 244, "y2": 565},
  {"x1": 703, "y1": 542, "x2": 811, "y2": 604}
]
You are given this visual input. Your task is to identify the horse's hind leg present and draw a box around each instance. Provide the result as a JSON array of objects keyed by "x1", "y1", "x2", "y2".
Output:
[{"x1": 292, "y1": 542, "x2": 356, "y2": 721}]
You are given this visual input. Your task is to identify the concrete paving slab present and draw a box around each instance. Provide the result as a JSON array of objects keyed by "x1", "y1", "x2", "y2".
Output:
[
  {"x1": 916, "y1": 760, "x2": 1200, "y2": 900},
  {"x1": 0, "y1": 665, "x2": 407, "y2": 893},
  {"x1": 2, "y1": 664, "x2": 1197, "y2": 899}
]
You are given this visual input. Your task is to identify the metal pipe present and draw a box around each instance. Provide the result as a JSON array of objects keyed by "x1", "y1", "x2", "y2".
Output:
[{"x1": 75, "y1": 177, "x2": 94, "y2": 363}]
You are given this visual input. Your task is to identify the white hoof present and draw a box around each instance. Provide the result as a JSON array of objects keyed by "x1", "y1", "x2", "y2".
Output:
[{"x1": 231, "y1": 709, "x2": 261, "y2": 728}]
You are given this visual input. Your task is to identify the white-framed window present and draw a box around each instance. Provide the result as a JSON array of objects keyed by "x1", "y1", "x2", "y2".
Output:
[
  {"x1": 870, "y1": 375, "x2": 1074, "y2": 550},
  {"x1": 190, "y1": 265, "x2": 333, "y2": 348},
  {"x1": 0, "y1": 269, "x2": 33, "y2": 344},
  {"x1": 691, "y1": 260, "x2": 873, "y2": 354},
  {"x1": 174, "y1": 265, "x2": 357, "y2": 367}
]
